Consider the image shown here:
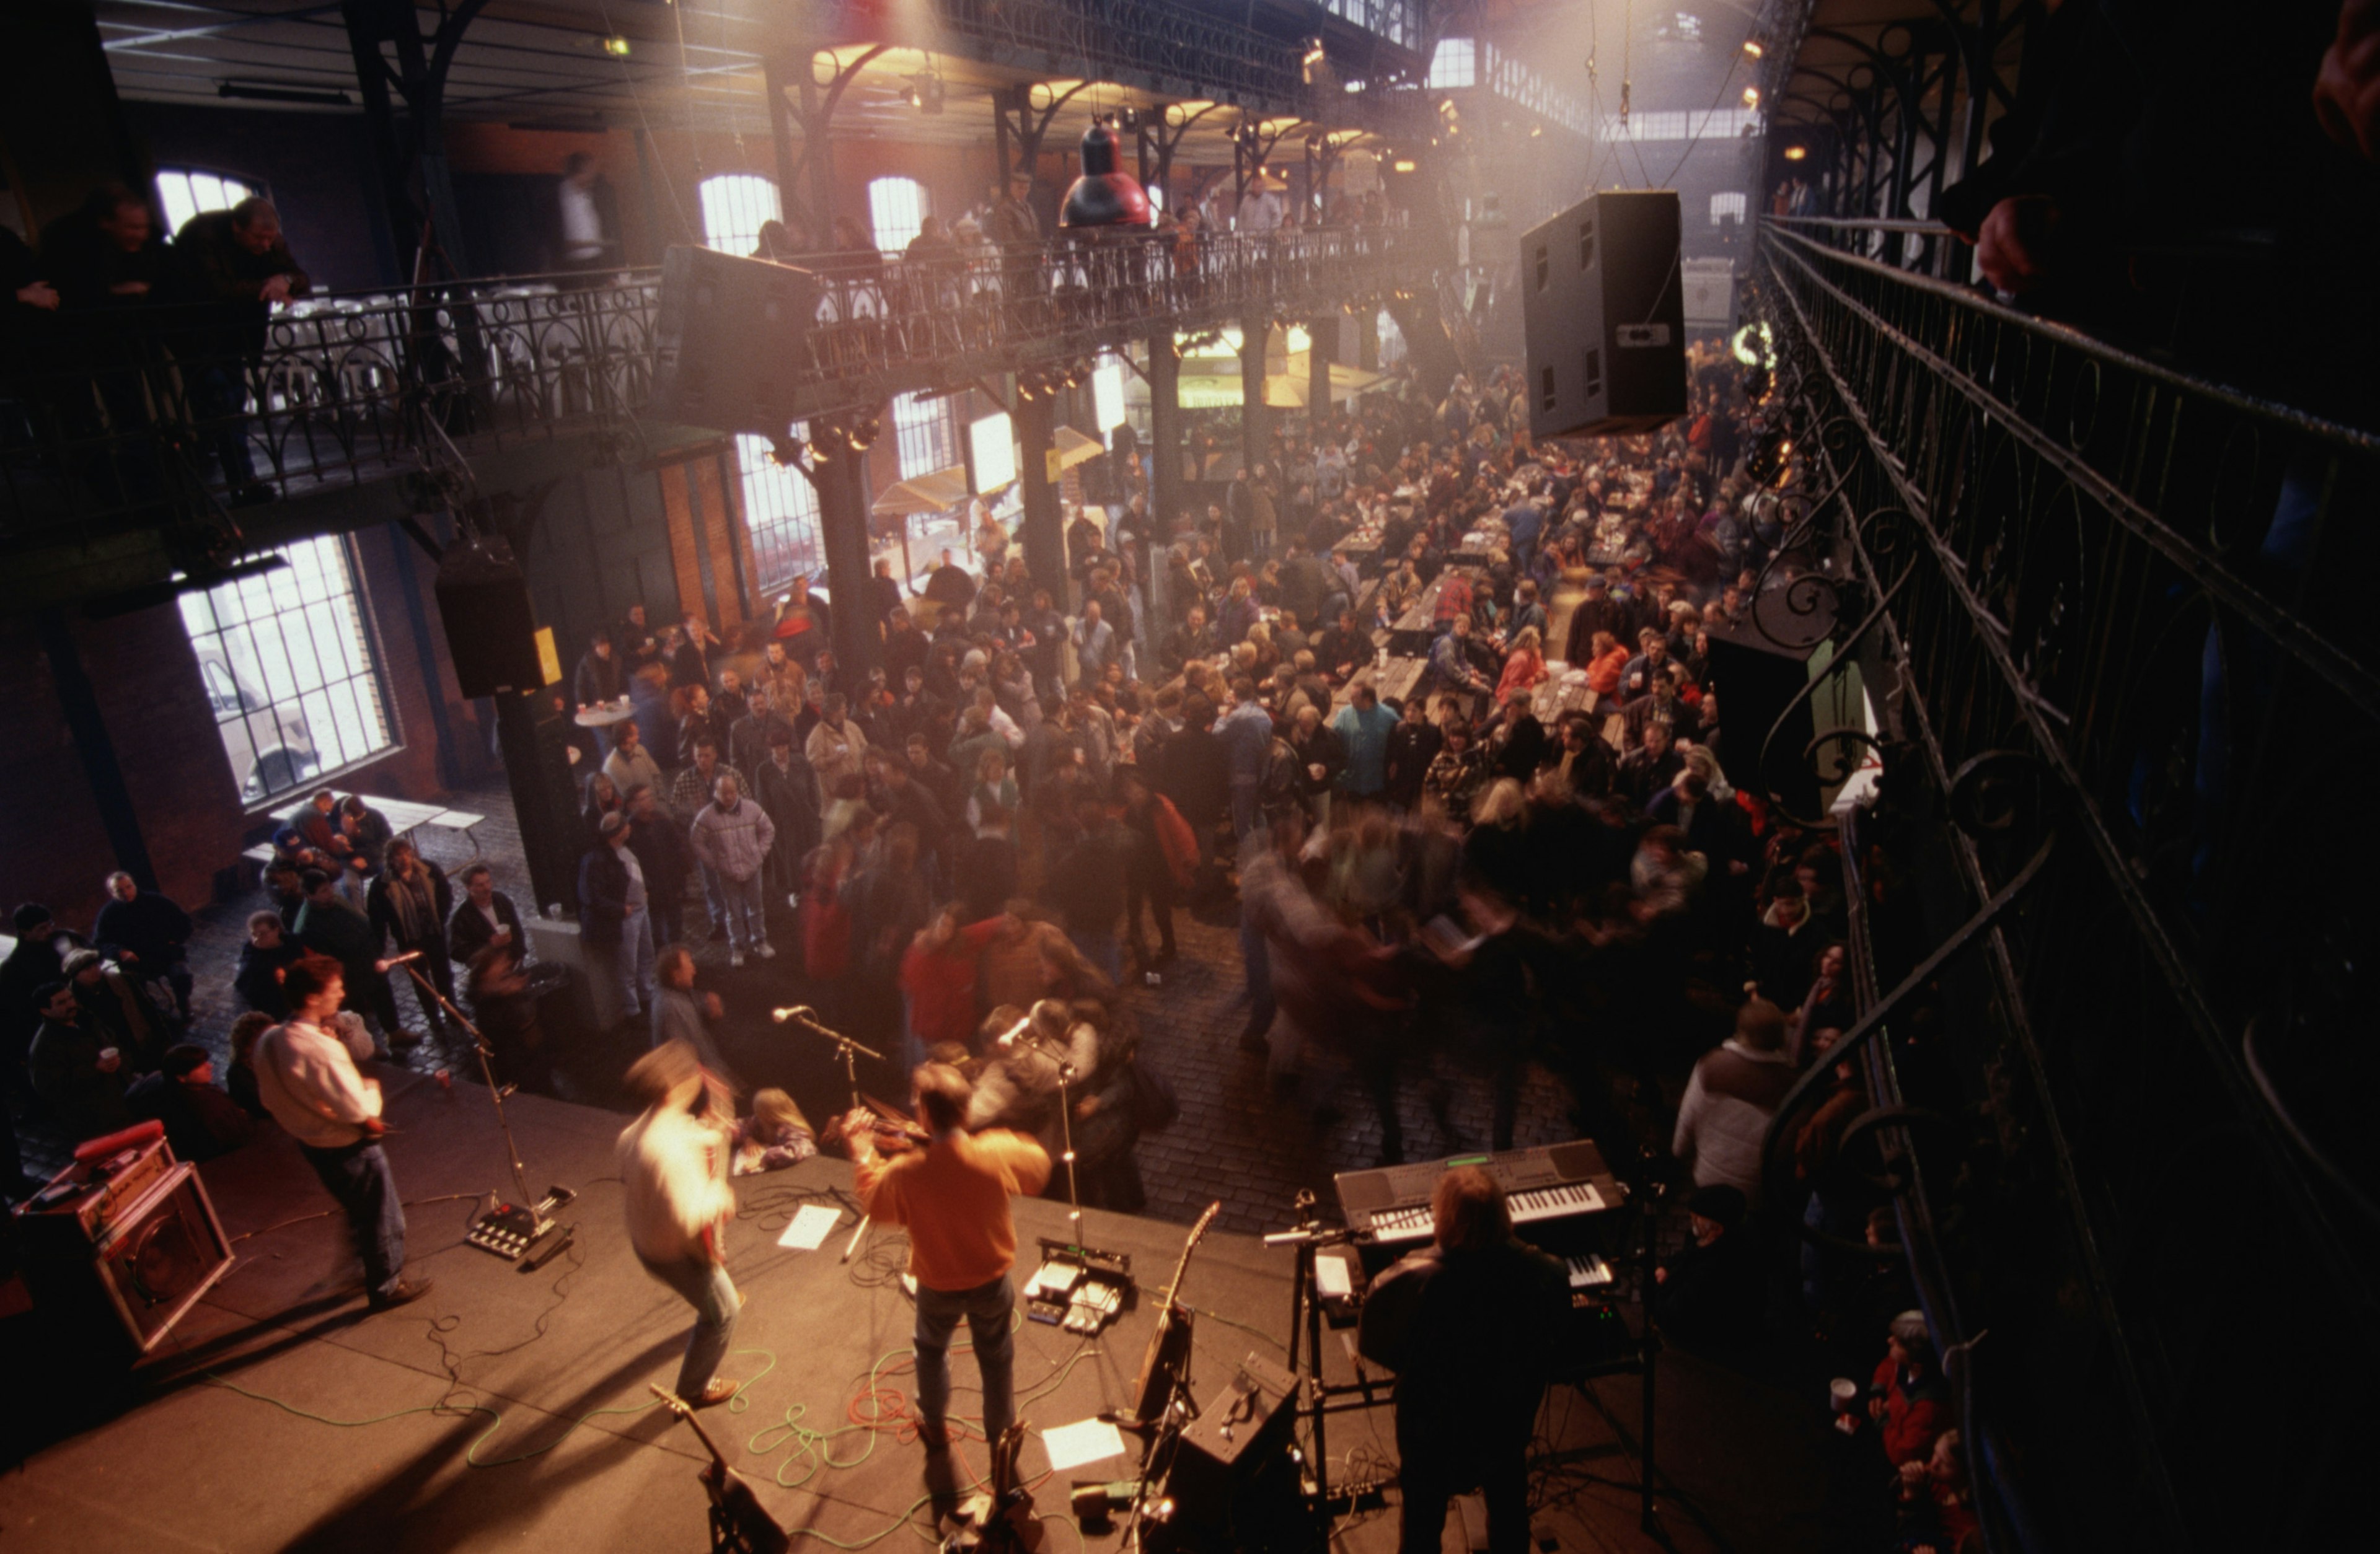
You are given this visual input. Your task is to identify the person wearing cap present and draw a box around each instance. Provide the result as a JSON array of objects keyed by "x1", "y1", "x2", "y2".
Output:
[
  {"x1": 1653, "y1": 1182, "x2": 1761, "y2": 1352},
  {"x1": 1563, "y1": 571, "x2": 1632, "y2": 668},
  {"x1": 581, "y1": 810, "x2": 659, "y2": 1021},
  {"x1": 125, "y1": 1042, "x2": 253, "y2": 1162},
  {"x1": 63, "y1": 946, "x2": 169, "y2": 1074}
]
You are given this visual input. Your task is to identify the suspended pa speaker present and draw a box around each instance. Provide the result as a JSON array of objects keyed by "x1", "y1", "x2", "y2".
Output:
[
  {"x1": 435, "y1": 535, "x2": 545, "y2": 699},
  {"x1": 1522, "y1": 190, "x2": 1689, "y2": 441}
]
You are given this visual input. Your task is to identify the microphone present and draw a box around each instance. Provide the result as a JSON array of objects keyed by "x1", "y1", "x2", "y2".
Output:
[
  {"x1": 771, "y1": 1006, "x2": 818, "y2": 1024},
  {"x1": 994, "y1": 1016, "x2": 1033, "y2": 1049}
]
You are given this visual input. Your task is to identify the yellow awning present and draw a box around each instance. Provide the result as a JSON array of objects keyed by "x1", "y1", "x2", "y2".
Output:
[{"x1": 1053, "y1": 425, "x2": 1105, "y2": 471}]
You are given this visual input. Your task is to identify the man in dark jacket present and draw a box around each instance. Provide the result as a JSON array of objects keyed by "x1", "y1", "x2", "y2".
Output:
[
  {"x1": 624, "y1": 784, "x2": 692, "y2": 949},
  {"x1": 580, "y1": 812, "x2": 657, "y2": 1020},
  {"x1": 4, "y1": 905, "x2": 89, "y2": 1087},
  {"x1": 27, "y1": 981, "x2": 128, "y2": 1141},
  {"x1": 575, "y1": 630, "x2": 625, "y2": 709},
  {"x1": 235, "y1": 910, "x2": 304, "y2": 1019},
  {"x1": 92, "y1": 871, "x2": 196, "y2": 1021},
  {"x1": 171, "y1": 198, "x2": 309, "y2": 502},
  {"x1": 366, "y1": 841, "x2": 456, "y2": 1040},
  {"x1": 1357, "y1": 1167, "x2": 1568, "y2": 1554},
  {"x1": 446, "y1": 863, "x2": 526, "y2": 968}
]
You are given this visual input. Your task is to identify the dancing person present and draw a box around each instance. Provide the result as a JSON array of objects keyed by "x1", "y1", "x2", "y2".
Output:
[
  {"x1": 619, "y1": 1040, "x2": 744, "y2": 1407},
  {"x1": 845, "y1": 1063, "x2": 1051, "y2": 1451}
]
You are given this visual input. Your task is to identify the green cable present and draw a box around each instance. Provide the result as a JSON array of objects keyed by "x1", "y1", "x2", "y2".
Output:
[{"x1": 1189, "y1": 1304, "x2": 1289, "y2": 1351}]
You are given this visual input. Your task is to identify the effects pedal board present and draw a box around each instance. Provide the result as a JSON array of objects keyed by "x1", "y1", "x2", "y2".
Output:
[{"x1": 465, "y1": 1185, "x2": 577, "y2": 1262}]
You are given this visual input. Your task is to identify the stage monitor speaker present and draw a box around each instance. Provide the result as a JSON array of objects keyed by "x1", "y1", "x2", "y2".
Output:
[
  {"x1": 1165, "y1": 1350, "x2": 1303, "y2": 1541},
  {"x1": 436, "y1": 535, "x2": 547, "y2": 699},
  {"x1": 1703, "y1": 623, "x2": 1820, "y2": 821},
  {"x1": 649, "y1": 244, "x2": 819, "y2": 436},
  {"x1": 1521, "y1": 190, "x2": 1688, "y2": 442}
]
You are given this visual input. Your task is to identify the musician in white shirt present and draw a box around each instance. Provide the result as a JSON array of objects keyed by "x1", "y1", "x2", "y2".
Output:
[
  {"x1": 255, "y1": 953, "x2": 432, "y2": 1311},
  {"x1": 619, "y1": 1040, "x2": 744, "y2": 1407}
]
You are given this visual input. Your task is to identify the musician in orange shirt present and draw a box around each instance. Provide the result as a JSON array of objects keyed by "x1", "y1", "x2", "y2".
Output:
[{"x1": 847, "y1": 1064, "x2": 1051, "y2": 1450}]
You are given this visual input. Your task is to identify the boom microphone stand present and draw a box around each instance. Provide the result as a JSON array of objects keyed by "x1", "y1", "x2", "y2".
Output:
[
  {"x1": 393, "y1": 953, "x2": 574, "y2": 1261},
  {"x1": 771, "y1": 1006, "x2": 883, "y2": 1261}
]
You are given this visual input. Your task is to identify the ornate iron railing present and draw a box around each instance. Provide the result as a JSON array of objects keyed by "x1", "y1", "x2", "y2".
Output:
[
  {"x1": 0, "y1": 226, "x2": 1435, "y2": 551},
  {"x1": 1750, "y1": 220, "x2": 2380, "y2": 1551}
]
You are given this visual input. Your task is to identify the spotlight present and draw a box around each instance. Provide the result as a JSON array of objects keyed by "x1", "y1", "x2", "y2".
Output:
[
  {"x1": 850, "y1": 415, "x2": 881, "y2": 451},
  {"x1": 1742, "y1": 39, "x2": 1764, "y2": 59},
  {"x1": 902, "y1": 70, "x2": 945, "y2": 115},
  {"x1": 1530, "y1": 124, "x2": 1543, "y2": 138},
  {"x1": 1742, "y1": 86, "x2": 1761, "y2": 108},
  {"x1": 1392, "y1": 158, "x2": 1417, "y2": 173},
  {"x1": 1784, "y1": 144, "x2": 1807, "y2": 161}
]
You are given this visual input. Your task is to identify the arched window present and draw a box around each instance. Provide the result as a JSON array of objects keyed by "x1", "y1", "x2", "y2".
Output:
[
  {"x1": 1710, "y1": 191, "x2": 1748, "y2": 226},
  {"x1": 867, "y1": 177, "x2": 930, "y2": 255},
  {"x1": 700, "y1": 174, "x2": 781, "y2": 257},
  {"x1": 156, "y1": 169, "x2": 262, "y2": 239}
]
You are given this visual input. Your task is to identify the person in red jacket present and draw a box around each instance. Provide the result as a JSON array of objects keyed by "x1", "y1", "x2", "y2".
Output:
[
  {"x1": 898, "y1": 905, "x2": 1006, "y2": 1071},
  {"x1": 1869, "y1": 1309, "x2": 1949, "y2": 1467}
]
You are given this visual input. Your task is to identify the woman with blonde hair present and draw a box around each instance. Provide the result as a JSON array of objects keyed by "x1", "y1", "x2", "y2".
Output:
[
  {"x1": 1494, "y1": 624, "x2": 1549, "y2": 706},
  {"x1": 967, "y1": 748, "x2": 1021, "y2": 836}
]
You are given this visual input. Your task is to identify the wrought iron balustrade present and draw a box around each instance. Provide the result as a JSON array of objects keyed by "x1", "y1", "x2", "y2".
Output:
[
  {"x1": 1750, "y1": 219, "x2": 2380, "y2": 1552},
  {"x1": 0, "y1": 225, "x2": 1435, "y2": 549}
]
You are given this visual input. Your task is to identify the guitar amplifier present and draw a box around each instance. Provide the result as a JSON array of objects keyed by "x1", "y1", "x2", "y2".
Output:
[
  {"x1": 19, "y1": 1122, "x2": 177, "y2": 1243},
  {"x1": 17, "y1": 1157, "x2": 232, "y2": 1358}
]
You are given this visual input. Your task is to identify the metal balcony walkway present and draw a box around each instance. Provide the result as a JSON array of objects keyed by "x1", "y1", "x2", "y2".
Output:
[{"x1": 0, "y1": 226, "x2": 1437, "y2": 612}]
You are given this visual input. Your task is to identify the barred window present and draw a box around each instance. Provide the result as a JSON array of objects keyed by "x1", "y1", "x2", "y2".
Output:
[
  {"x1": 892, "y1": 393, "x2": 958, "y2": 480},
  {"x1": 700, "y1": 174, "x2": 782, "y2": 256},
  {"x1": 868, "y1": 177, "x2": 930, "y2": 255},
  {"x1": 738, "y1": 431, "x2": 822, "y2": 595},
  {"x1": 177, "y1": 535, "x2": 393, "y2": 804}
]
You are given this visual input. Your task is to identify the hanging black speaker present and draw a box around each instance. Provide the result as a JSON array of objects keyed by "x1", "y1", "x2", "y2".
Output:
[
  {"x1": 1521, "y1": 190, "x2": 1689, "y2": 440},
  {"x1": 435, "y1": 535, "x2": 545, "y2": 699}
]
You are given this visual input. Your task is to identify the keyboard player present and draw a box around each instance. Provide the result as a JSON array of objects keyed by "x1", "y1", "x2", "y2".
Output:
[{"x1": 1356, "y1": 1166, "x2": 1568, "y2": 1554}]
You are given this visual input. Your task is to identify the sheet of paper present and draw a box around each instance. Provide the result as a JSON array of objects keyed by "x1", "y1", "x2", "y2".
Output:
[
  {"x1": 777, "y1": 1203, "x2": 842, "y2": 1251},
  {"x1": 1041, "y1": 1417, "x2": 1126, "y2": 1473},
  {"x1": 1315, "y1": 1255, "x2": 1354, "y2": 1299}
]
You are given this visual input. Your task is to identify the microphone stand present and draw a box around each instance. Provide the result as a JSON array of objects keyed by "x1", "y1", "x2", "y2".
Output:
[
  {"x1": 1010, "y1": 1024, "x2": 1085, "y2": 1247},
  {"x1": 776, "y1": 1008, "x2": 883, "y2": 1262},
  {"x1": 397, "y1": 957, "x2": 571, "y2": 1257}
]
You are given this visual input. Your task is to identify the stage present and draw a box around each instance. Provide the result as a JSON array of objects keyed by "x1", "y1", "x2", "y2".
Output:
[{"x1": 0, "y1": 1066, "x2": 1838, "y2": 1553}]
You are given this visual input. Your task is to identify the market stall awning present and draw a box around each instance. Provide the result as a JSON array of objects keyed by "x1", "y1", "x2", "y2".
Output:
[
  {"x1": 1175, "y1": 359, "x2": 1397, "y2": 409},
  {"x1": 1053, "y1": 425, "x2": 1105, "y2": 472},
  {"x1": 871, "y1": 466, "x2": 974, "y2": 516}
]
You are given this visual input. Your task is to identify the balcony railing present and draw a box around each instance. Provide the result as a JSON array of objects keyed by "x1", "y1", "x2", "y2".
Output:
[
  {"x1": 0, "y1": 226, "x2": 1434, "y2": 548},
  {"x1": 1751, "y1": 220, "x2": 2380, "y2": 1551}
]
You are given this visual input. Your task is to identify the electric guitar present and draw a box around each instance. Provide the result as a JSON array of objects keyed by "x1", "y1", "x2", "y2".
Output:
[
  {"x1": 1125, "y1": 1200, "x2": 1221, "y2": 1431},
  {"x1": 649, "y1": 1383, "x2": 790, "y2": 1554}
]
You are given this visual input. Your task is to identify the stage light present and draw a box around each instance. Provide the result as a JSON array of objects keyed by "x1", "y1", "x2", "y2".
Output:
[
  {"x1": 1742, "y1": 86, "x2": 1761, "y2": 108},
  {"x1": 902, "y1": 71, "x2": 945, "y2": 114},
  {"x1": 603, "y1": 35, "x2": 632, "y2": 57},
  {"x1": 1530, "y1": 124, "x2": 1543, "y2": 138},
  {"x1": 850, "y1": 415, "x2": 881, "y2": 451},
  {"x1": 1742, "y1": 40, "x2": 1764, "y2": 60},
  {"x1": 1392, "y1": 158, "x2": 1416, "y2": 173},
  {"x1": 1784, "y1": 144, "x2": 1807, "y2": 161}
]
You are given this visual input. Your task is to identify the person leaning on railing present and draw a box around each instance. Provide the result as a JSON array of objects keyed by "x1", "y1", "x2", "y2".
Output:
[{"x1": 169, "y1": 196, "x2": 310, "y2": 505}]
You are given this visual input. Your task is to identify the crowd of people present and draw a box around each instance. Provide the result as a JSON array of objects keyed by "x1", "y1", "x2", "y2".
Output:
[{"x1": 2, "y1": 330, "x2": 1960, "y2": 1547}]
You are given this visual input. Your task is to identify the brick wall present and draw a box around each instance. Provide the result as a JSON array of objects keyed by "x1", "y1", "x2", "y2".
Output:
[{"x1": 0, "y1": 524, "x2": 490, "y2": 933}]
